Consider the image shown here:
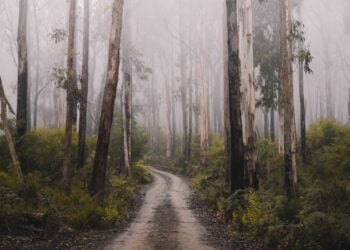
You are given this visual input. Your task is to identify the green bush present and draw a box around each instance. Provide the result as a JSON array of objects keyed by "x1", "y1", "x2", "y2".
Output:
[
  {"x1": 191, "y1": 120, "x2": 350, "y2": 249},
  {"x1": 191, "y1": 134, "x2": 228, "y2": 213},
  {"x1": 16, "y1": 128, "x2": 96, "y2": 177},
  {"x1": 256, "y1": 139, "x2": 283, "y2": 191},
  {"x1": 109, "y1": 125, "x2": 148, "y2": 168},
  {"x1": 133, "y1": 160, "x2": 152, "y2": 184}
]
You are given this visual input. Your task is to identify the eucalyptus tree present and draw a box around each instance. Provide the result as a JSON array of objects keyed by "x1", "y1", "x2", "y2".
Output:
[
  {"x1": 62, "y1": 0, "x2": 77, "y2": 194},
  {"x1": 89, "y1": 0, "x2": 124, "y2": 199},
  {"x1": 280, "y1": 0, "x2": 297, "y2": 198},
  {"x1": 225, "y1": 0, "x2": 257, "y2": 193},
  {"x1": 17, "y1": 0, "x2": 29, "y2": 136},
  {"x1": 77, "y1": 0, "x2": 90, "y2": 168}
]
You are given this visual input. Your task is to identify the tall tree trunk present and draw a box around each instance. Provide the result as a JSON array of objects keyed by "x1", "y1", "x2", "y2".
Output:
[
  {"x1": 223, "y1": 0, "x2": 230, "y2": 184},
  {"x1": 17, "y1": 0, "x2": 29, "y2": 136},
  {"x1": 270, "y1": 108, "x2": 275, "y2": 141},
  {"x1": 165, "y1": 75, "x2": 172, "y2": 158},
  {"x1": 199, "y1": 63, "x2": 208, "y2": 169},
  {"x1": 121, "y1": 71, "x2": 132, "y2": 177},
  {"x1": 33, "y1": 3, "x2": 40, "y2": 129},
  {"x1": 187, "y1": 56, "x2": 193, "y2": 164},
  {"x1": 89, "y1": 0, "x2": 124, "y2": 199},
  {"x1": 226, "y1": 0, "x2": 245, "y2": 193},
  {"x1": 179, "y1": 1, "x2": 189, "y2": 169},
  {"x1": 280, "y1": 0, "x2": 297, "y2": 198},
  {"x1": 72, "y1": 9, "x2": 79, "y2": 128},
  {"x1": 171, "y1": 76, "x2": 176, "y2": 157},
  {"x1": 347, "y1": 89, "x2": 350, "y2": 125},
  {"x1": 298, "y1": 1, "x2": 306, "y2": 164},
  {"x1": 63, "y1": 0, "x2": 77, "y2": 194},
  {"x1": 120, "y1": 5, "x2": 132, "y2": 175},
  {"x1": 0, "y1": 77, "x2": 24, "y2": 186},
  {"x1": 180, "y1": 58, "x2": 188, "y2": 168},
  {"x1": 264, "y1": 108, "x2": 269, "y2": 138},
  {"x1": 238, "y1": 0, "x2": 257, "y2": 189},
  {"x1": 77, "y1": 0, "x2": 90, "y2": 168}
]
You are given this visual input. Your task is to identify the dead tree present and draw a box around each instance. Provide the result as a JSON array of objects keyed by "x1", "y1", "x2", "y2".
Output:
[{"x1": 0, "y1": 77, "x2": 24, "y2": 186}]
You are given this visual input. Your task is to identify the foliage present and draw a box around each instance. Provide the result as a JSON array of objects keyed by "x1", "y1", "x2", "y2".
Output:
[
  {"x1": 16, "y1": 128, "x2": 96, "y2": 177},
  {"x1": 0, "y1": 127, "x2": 152, "y2": 236},
  {"x1": 290, "y1": 20, "x2": 313, "y2": 74},
  {"x1": 256, "y1": 139, "x2": 283, "y2": 191},
  {"x1": 192, "y1": 120, "x2": 350, "y2": 249},
  {"x1": 132, "y1": 160, "x2": 152, "y2": 184},
  {"x1": 191, "y1": 134, "x2": 229, "y2": 216},
  {"x1": 109, "y1": 124, "x2": 148, "y2": 168}
]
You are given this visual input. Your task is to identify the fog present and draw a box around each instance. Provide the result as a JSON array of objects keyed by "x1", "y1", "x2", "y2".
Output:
[{"x1": 0, "y1": 0, "x2": 349, "y2": 137}]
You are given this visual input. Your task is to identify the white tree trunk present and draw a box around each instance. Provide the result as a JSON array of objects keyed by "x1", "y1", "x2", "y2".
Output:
[
  {"x1": 238, "y1": 0, "x2": 257, "y2": 187},
  {"x1": 199, "y1": 63, "x2": 208, "y2": 168}
]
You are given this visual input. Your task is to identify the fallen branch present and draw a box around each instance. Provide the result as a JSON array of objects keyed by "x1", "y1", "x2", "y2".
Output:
[{"x1": 0, "y1": 76, "x2": 24, "y2": 186}]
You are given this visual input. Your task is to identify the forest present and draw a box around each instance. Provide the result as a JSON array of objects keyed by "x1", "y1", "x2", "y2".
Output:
[{"x1": 0, "y1": 0, "x2": 349, "y2": 249}]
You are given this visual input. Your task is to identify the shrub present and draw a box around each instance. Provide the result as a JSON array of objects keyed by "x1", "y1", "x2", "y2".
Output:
[
  {"x1": 133, "y1": 160, "x2": 152, "y2": 184},
  {"x1": 16, "y1": 128, "x2": 96, "y2": 178}
]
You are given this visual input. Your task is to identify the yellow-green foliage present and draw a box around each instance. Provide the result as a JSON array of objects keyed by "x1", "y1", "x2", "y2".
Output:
[
  {"x1": 133, "y1": 160, "x2": 152, "y2": 184},
  {"x1": 256, "y1": 139, "x2": 283, "y2": 191},
  {"x1": 0, "y1": 168, "x2": 137, "y2": 232},
  {"x1": 191, "y1": 120, "x2": 350, "y2": 249},
  {"x1": 17, "y1": 128, "x2": 96, "y2": 175},
  {"x1": 241, "y1": 190, "x2": 264, "y2": 236},
  {"x1": 109, "y1": 125, "x2": 148, "y2": 167},
  {"x1": 191, "y1": 134, "x2": 228, "y2": 212}
]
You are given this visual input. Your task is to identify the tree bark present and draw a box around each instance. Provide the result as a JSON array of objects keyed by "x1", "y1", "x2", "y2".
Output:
[
  {"x1": 17, "y1": 0, "x2": 29, "y2": 136},
  {"x1": 0, "y1": 77, "x2": 24, "y2": 186},
  {"x1": 226, "y1": 0, "x2": 245, "y2": 193},
  {"x1": 199, "y1": 63, "x2": 208, "y2": 169},
  {"x1": 270, "y1": 108, "x2": 275, "y2": 141},
  {"x1": 264, "y1": 108, "x2": 269, "y2": 138},
  {"x1": 77, "y1": 0, "x2": 90, "y2": 169},
  {"x1": 187, "y1": 56, "x2": 193, "y2": 164},
  {"x1": 33, "y1": 3, "x2": 40, "y2": 129},
  {"x1": 238, "y1": 0, "x2": 257, "y2": 189},
  {"x1": 165, "y1": 72, "x2": 172, "y2": 158},
  {"x1": 179, "y1": 0, "x2": 189, "y2": 170},
  {"x1": 62, "y1": 0, "x2": 77, "y2": 194},
  {"x1": 348, "y1": 89, "x2": 350, "y2": 125},
  {"x1": 298, "y1": 1, "x2": 306, "y2": 164},
  {"x1": 121, "y1": 71, "x2": 131, "y2": 177},
  {"x1": 280, "y1": 0, "x2": 297, "y2": 198},
  {"x1": 89, "y1": 0, "x2": 124, "y2": 199},
  {"x1": 171, "y1": 75, "x2": 177, "y2": 157},
  {"x1": 223, "y1": 0, "x2": 230, "y2": 184}
]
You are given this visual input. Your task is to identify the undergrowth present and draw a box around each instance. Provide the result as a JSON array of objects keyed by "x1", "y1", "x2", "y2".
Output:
[{"x1": 189, "y1": 119, "x2": 350, "y2": 249}]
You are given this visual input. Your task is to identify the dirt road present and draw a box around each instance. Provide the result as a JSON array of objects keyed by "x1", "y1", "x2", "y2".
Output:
[{"x1": 104, "y1": 168, "x2": 214, "y2": 250}]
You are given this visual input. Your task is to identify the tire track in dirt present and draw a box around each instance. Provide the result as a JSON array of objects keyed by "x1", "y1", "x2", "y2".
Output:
[{"x1": 104, "y1": 167, "x2": 213, "y2": 250}]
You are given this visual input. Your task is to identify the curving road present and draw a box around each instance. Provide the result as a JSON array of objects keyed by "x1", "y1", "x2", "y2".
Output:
[{"x1": 104, "y1": 168, "x2": 214, "y2": 250}]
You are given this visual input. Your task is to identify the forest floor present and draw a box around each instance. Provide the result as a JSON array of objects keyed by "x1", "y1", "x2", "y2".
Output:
[{"x1": 1, "y1": 167, "x2": 261, "y2": 250}]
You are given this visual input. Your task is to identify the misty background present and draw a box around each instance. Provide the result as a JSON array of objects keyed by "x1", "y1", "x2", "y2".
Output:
[{"x1": 0, "y1": 0, "x2": 349, "y2": 136}]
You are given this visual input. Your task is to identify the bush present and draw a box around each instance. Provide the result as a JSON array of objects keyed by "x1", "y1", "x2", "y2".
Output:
[
  {"x1": 16, "y1": 128, "x2": 96, "y2": 178},
  {"x1": 191, "y1": 120, "x2": 350, "y2": 249},
  {"x1": 109, "y1": 125, "x2": 148, "y2": 168},
  {"x1": 256, "y1": 139, "x2": 283, "y2": 191},
  {"x1": 133, "y1": 160, "x2": 152, "y2": 184}
]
